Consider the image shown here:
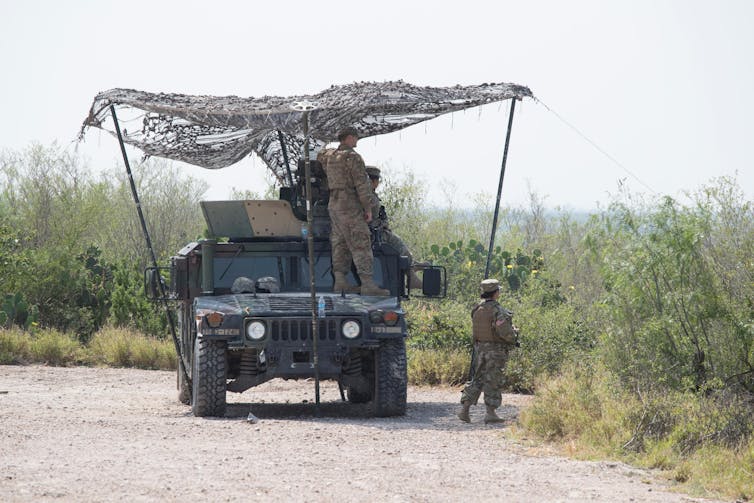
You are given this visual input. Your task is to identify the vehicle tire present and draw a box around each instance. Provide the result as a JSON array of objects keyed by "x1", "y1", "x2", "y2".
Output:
[
  {"x1": 177, "y1": 361, "x2": 191, "y2": 405},
  {"x1": 346, "y1": 382, "x2": 373, "y2": 403},
  {"x1": 191, "y1": 336, "x2": 227, "y2": 417},
  {"x1": 374, "y1": 338, "x2": 407, "y2": 417}
]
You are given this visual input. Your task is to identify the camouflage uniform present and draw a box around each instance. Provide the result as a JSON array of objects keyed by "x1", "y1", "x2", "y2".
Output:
[
  {"x1": 317, "y1": 144, "x2": 375, "y2": 277},
  {"x1": 368, "y1": 185, "x2": 412, "y2": 260},
  {"x1": 459, "y1": 279, "x2": 518, "y2": 423}
]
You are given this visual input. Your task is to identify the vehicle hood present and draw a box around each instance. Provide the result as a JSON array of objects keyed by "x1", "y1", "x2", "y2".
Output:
[{"x1": 194, "y1": 293, "x2": 401, "y2": 316}]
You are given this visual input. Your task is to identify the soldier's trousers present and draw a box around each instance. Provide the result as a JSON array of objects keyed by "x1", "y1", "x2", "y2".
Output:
[
  {"x1": 460, "y1": 342, "x2": 509, "y2": 408},
  {"x1": 329, "y1": 208, "x2": 373, "y2": 276}
]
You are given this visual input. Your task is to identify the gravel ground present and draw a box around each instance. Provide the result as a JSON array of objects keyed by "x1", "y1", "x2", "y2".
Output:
[{"x1": 0, "y1": 365, "x2": 723, "y2": 502}]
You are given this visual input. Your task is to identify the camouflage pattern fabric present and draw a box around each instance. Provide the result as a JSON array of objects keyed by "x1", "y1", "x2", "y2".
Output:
[
  {"x1": 460, "y1": 341, "x2": 509, "y2": 408},
  {"x1": 369, "y1": 190, "x2": 412, "y2": 260},
  {"x1": 79, "y1": 81, "x2": 534, "y2": 184},
  {"x1": 471, "y1": 299, "x2": 517, "y2": 344},
  {"x1": 318, "y1": 146, "x2": 373, "y2": 212},
  {"x1": 382, "y1": 229, "x2": 412, "y2": 260},
  {"x1": 319, "y1": 145, "x2": 374, "y2": 275},
  {"x1": 329, "y1": 209, "x2": 373, "y2": 275}
]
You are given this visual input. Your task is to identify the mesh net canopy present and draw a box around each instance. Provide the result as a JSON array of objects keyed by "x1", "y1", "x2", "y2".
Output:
[{"x1": 80, "y1": 81, "x2": 533, "y2": 185}]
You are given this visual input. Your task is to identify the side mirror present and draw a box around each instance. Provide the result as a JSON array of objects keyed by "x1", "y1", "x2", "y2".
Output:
[{"x1": 421, "y1": 266, "x2": 446, "y2": 297}]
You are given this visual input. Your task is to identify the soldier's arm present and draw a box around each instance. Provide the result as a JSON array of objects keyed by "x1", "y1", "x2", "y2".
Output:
[
  {"x1": 493, "y1": 305, "x2": 517, "y2": 344},
  {"x1": 369, "y1": 190, "x2": 381, "y2": 226},
  {"x1": 347, "y1": 153, "x2": 375, "y2": 211}
]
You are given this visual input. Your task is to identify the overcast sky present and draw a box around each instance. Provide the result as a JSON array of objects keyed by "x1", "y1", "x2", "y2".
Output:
[{"x1": 1, "y1": 0, "x2": 752, "y2": 210}]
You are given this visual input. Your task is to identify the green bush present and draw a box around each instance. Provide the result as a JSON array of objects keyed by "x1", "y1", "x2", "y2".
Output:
[
  {"x1": 587, "y1": 183, "x2": 754, "y2": 393},
  {"x1": 405, "y1": 299, "x2": 472, "y2": 351},
  {"x1": 110, "y1": 264, "x2": 167, "y2": 337}
]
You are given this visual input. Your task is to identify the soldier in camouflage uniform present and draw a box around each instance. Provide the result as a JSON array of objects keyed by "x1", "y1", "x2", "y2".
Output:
[
  {"x1": 365, "y1": 166, "x2": 422, "y2": 289},
  {"x1": 317, "y1": 127, "x2": 389, "y2": 296},
  {"x1": 458, "y1": 278, "x2": 519, "y2": 424}
]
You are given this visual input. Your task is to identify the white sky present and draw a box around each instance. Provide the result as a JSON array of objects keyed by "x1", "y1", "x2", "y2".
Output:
[{"x1": 1, "y1": 0, "x2": 752, "y2": 210}]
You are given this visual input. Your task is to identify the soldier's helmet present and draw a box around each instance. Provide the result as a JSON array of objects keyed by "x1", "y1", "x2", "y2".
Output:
[
  {"x1": 480, "y1": 278, "x2": 501, "y2": 293},
  {"x1": 231, "y1": 276, "x2": 256, "y2": 294},
  {"x1": 255, "y1": 276, "x2": 281, "y2": 293},
  {"x1": 337, "y1": 126, "x2": 360, "y2": 141},
  {"x1": 365, "y1": 166, "x2": 381, "y2": 180}
]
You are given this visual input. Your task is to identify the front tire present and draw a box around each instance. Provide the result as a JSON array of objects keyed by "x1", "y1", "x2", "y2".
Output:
[
  {"x1": 191, "y1": 336, "x2": 227, "y2": 417},
  {"x1": 374, "y1": 338, "x2": 407, "y2": 417}
]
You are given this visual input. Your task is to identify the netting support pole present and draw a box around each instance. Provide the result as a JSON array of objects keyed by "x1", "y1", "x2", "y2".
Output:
[
  {"x1": 109, "y1": 105, "x2": 191, "y2": 398},
  {"x1": 277, "y1": 130, "x2": 295, "y2": 187},
  {"x1": 484, "y1": 98, "x2": 518, "y2": 279},
  {"x1": 301, "y1": 111, "x2": 321, "y2": 412},
  {"x1": 473, "y1": 98, "x2": 518, "y2": 383}
]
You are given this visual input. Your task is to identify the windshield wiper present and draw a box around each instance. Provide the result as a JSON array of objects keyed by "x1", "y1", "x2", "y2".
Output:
[{"x1": 218, "y1": 246, "x2": 243, "y2": 281}]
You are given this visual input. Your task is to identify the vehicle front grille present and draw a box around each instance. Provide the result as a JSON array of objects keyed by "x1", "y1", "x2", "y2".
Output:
[
  {"x1": 269, "y1": 318, "x2": 340, "y2": 342},
  {"x1": 268, "y1": 296, "x2": 334, "y2": 311}
]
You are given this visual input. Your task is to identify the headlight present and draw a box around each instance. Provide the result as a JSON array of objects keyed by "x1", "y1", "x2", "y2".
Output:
[
  {"x1": 342, "y1": 320, "x2": 361, "y2": 339},
  {"x1": 246, "y1": 321, "x2": 266, "y2": 340}
]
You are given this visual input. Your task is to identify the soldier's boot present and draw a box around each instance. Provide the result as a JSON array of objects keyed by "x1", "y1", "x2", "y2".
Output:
[
  {"x1": 359, "y1": 274, "x2": 390, "y2": 296},
  {"x1": 408, "y1": 267, "x2": 423, "y2": 290},
  {"x1": 457, "y1": 401, "x2": 471, "y2": 423},
  {"x1": 333, "y1": 272, "x2": 359, "y2": 294},
  {"x1": 484, "y1": 406, "x2": 506, "y2": 424}
]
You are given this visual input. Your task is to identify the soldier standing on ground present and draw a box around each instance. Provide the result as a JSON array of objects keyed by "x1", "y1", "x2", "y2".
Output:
[
  {"x1": 317, "y1": 127, "x2": 389, "y2": 296},
  {"x1": 365, "y1": 166, "x2": 423, "y2": 289},
  {"x1": 458, "y1": 278, "x2": 519, "y2": 424}
]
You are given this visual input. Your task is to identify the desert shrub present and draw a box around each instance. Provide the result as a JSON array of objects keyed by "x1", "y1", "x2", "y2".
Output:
[
  {"x1": 505, "y1": 290, "x2": 592, "y2": 392},
  {"x1": 27, "y1": 329, "x2": 86, "y2": 366},
  {"x1": 405, "y1": 299, "x2": 472, "y2": 351},
  {"x1": 407, "y1": 347, "x2": 470, "y2": 386},
  {"x1": 520, "y1": 361, "x2": 754, "y2": 500},
  {"x1": 587, "y1": 183, "x2": 754, "y2": 393},
  {"x1": 0, "y1": 328, "x2": 31, "y2": 364},
  {"x1": 89, "y1": 326, "x2": 175, "y2": 370},
  {"x1": 520, "y1": 363, "x2": 619, "y2": 443},
  {"x1": 109, "y1": 264, "x2": 167, "y2": 337}
]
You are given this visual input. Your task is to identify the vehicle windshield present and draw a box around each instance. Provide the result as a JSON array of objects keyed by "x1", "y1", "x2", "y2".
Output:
[{"x1": 212, "y1": 253, "x2": 383, "y2": 293}]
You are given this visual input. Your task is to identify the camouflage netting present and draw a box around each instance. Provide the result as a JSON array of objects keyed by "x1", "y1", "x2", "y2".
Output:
[{"x1": 80, "y1": 81, "x2": 533, "y2": 185}]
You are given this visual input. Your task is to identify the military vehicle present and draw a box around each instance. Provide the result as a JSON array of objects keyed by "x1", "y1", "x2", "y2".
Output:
[
  {"x1": 82, "y1": 81, "x2": 531, "y2": 418},
  {"x1": 147, "y1": 164, "x2": 445, "y2": 417}
]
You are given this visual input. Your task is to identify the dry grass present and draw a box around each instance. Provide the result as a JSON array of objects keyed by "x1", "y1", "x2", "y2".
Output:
[
  {"x1": 518, "y1": 364, "x2": 754, "y2": 501},
  {"x1": 0, "y1": 326, "x2": 175, "y2": 370},
  {"x1": 88, "y1": 327, "x2": 175, "y2": 369},
  {"x1": 407, "y1": 347, "x2": 470, "y2": 386}
]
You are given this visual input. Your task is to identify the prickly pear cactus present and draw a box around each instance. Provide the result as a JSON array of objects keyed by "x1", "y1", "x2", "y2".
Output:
[{"x1": 1, "y1": 292, "x2": 38, "y2": 330}]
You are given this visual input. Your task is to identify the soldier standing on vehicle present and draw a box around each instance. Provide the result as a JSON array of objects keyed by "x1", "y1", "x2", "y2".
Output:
[
  {"x1": 318, "y1": 127, "x2": 389, "y2": 296},
  {"x1": 458, "y1": 278, "x2": 519, "y2": 424},
  {"x1": 365, "y1": 166, "x2": 422, "y2": 289}
]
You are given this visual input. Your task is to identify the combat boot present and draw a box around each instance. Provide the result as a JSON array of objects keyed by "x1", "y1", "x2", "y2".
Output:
[
  {"x1": 359, "y1": 274, "x2": 390, "y2": 296},
  {"x1": 484, "y1": 406, "x2": 505, "y2": 424},
  {"x1": 457, "y1": 401, "x2": 471, "y2": 423},
  {"x1": 333, "y1": 272, "x2": 359, "y2": 294}
]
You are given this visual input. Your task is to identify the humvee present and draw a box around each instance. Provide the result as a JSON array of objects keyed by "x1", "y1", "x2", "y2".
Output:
[
  {"x1": 83, "y1": 81, "x2": 530, "y2": 418},
  {"x1": 148, "y1": 164, "x2": 445, "y2": 417}
]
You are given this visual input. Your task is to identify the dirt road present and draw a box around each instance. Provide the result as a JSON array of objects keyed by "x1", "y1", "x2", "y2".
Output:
[{"x1": 0, "y1": 366, "x2": 720, "y2": 502}]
